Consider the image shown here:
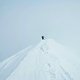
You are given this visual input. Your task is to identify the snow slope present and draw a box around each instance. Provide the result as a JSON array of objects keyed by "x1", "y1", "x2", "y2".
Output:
[
  {"x1": 0, "y1": 39, "x2": 80, "y2": 80},
  {"x1": 0, "y1": 46, "x2": 32, "y2": 80}
]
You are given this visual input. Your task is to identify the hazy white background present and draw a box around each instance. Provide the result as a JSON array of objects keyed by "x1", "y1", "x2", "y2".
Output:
[{"x1": 0, "y1": 0, "x2": 80, "y2": 61}]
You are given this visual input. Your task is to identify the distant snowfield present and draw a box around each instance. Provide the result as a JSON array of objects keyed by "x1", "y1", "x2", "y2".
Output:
[{"x1": 0, "y1": 39, "x2": 80, "y2": 80}]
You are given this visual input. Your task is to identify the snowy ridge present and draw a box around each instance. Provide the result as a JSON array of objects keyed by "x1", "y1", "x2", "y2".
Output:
[
  {"x1": 6, "y1": 39, "x2": 73, "y2": 80},
  {"x1": 0, "y1": 39, "x2": 79, "y2": 80}
]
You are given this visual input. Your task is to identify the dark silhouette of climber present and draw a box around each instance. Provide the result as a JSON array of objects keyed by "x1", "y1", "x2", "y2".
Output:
[{"x1": 41, "y1": 36, "x2": 45, "y2": 40}]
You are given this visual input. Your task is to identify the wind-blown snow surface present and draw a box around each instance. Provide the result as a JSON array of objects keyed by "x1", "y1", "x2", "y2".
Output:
[
  {"x1": 0, "y1": 46, "x2": 32, "y2": 80},
  {"x1": 0, "y1": 39, "x2": 80, "y2": 80}
]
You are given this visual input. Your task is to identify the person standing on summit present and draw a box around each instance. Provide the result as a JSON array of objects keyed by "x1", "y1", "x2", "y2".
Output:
[{"x1": 41, "y1": 36, "x2": 45, "y2": 40}]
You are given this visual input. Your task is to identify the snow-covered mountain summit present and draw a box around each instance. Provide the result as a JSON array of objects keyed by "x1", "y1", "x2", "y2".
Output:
[{"x1": 0, "y1": 39, "x2": 79, "y2": 80}]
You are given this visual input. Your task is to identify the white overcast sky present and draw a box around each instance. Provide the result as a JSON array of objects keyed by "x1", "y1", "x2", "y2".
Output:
[{"x1": 0, "y1": 0, "x2": 80, "y2": 61}]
